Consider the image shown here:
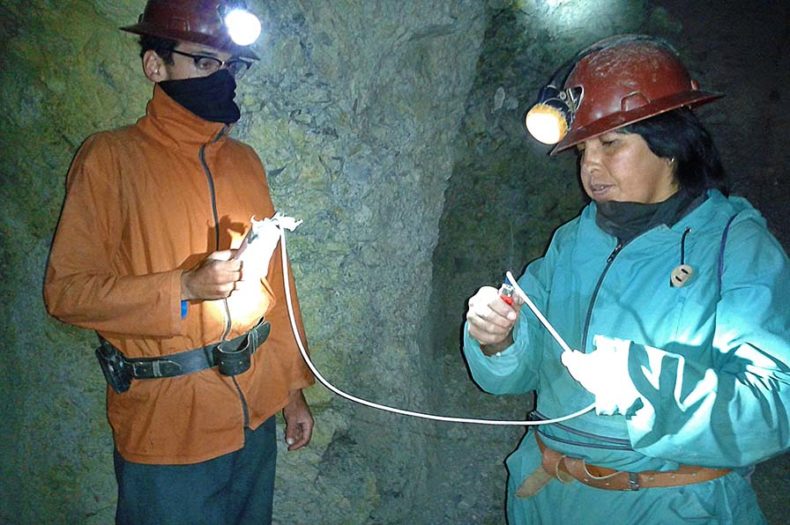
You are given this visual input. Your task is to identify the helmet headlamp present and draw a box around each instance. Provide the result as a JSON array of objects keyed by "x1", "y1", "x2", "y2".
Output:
[
  {"x1": 218, "y1": 2, "x2": 261, "y2": 46},
  {"x1": 525, "y1": 85, "x2": 582, "y2": 145}
]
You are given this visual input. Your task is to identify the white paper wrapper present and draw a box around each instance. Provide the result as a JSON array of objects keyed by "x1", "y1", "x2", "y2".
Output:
[
  {"x1": 222, "y1": 213, "x2": 302, "y2": 324},
  {"x1": 237, "y1": 213, "x2": 302, "y2": 280}
]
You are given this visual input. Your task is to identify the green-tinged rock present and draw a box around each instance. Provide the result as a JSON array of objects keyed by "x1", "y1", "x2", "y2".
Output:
[{"x1": 4, "y1": 1, "x2": 786, "y2": 524}]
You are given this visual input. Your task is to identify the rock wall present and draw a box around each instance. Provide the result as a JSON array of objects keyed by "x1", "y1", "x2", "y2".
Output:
[
  {"x1": 245, "y1": 3, "x2": 489, "y2": 523},
  {"x1": 0, "y1": 1, "x2": 786, "y2": 524}
]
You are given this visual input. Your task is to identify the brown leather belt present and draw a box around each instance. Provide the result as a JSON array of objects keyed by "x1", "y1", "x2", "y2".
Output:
[{"x1": 536, "y1": 434, "x2": 730, "y2": 491}]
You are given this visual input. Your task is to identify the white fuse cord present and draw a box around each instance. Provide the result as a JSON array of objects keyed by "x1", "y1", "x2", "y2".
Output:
[
  {"x1": 278, "y1": 227, "x2": 594, "y2": 426},
  {"x1": 505, "y1": 271, "x2": 575, "y2": 354}
]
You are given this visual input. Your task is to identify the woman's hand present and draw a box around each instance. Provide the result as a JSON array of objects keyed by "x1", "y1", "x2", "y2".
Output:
[{"x1": 466, "y1": 286, "x2": 522, "y2": 355}]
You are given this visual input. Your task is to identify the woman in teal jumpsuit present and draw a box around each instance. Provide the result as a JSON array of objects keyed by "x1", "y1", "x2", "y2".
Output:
[{"x1": 464, "y1": 35, "x2": 789, "y2": 524}]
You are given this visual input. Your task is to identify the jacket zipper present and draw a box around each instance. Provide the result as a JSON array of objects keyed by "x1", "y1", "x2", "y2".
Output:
[
  {"x1": 199, "y1": 129, "x2": 250, "y2": 427},
  {"x1": 198, "y1": 132, "x2": 233, "y2": 342},
  {"x1": 580, "y1": 241, "x2": 623, "y2": 352}
]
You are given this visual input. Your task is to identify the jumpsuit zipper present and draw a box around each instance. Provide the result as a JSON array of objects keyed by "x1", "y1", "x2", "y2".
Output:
[
  {"x1": 580, "y1": 241, "x2": 623, "y2": 352},
  {"x1": 580, "y1": 222, "x2": 672, "y2": 352},
  {"x1": 541, "y1": 225, "x2": 683, "y2": 447},
  {"x1": 535, "y1": 239, "x2": 634, "y2": 449},
  {"x1": 199, "y1": 129, "x2": 250, "y2": 427},
  {"x1": 536, "y1": 240, "x2": 630, "y2": 448}
]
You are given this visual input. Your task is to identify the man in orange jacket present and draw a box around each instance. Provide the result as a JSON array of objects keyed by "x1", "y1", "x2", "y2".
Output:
[{"x1": 44, "y1": 1, "x2": 314, "y2": 523}]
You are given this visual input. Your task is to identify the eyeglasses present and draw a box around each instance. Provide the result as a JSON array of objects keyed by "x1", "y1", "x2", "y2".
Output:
[{"x1": 171, "y1": 49, "x2": 253, "y2": 78}]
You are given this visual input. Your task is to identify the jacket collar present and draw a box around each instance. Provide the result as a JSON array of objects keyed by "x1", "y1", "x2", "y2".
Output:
[{"x1": 136, "y1": 84, "x2": 229, "y2": 150}]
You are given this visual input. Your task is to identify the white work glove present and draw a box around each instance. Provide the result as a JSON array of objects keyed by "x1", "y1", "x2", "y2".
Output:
[{"x1": 561, "y1": 335, "x2": 641, "y2": 416}]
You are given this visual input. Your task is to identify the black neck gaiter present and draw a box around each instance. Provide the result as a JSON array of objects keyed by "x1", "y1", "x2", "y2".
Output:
[
  {"x1": 595, "y1": 190, "x2": 704, "y2": 243},
  {"x1": 159, "y1": 69, "x2": 241, "y2": 124}
]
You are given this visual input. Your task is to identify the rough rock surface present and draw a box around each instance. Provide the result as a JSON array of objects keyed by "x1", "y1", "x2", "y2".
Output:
[{"x1": 0, "y1": 1, "x2": 786, "y2": 524}]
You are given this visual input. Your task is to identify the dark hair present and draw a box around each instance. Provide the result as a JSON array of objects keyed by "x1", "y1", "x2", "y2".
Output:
[
  {"x1": 138, "y1": 35, "x2": 177, "y2": 64},
  {"x1": 623, "y1": 108, "x2": 729, "y2": 196}
]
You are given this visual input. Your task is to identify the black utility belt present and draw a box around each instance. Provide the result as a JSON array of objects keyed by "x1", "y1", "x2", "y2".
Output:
[{"x1": 95, "y1": 318, "x2": 271, "y2": 394}]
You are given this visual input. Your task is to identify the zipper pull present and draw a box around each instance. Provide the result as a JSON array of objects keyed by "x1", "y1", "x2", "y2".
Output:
[{"x1": 607, "y1": 242, "x2": 623, "y2": 263}]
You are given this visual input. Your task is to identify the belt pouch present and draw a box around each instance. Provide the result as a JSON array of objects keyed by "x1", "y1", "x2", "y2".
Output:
[
  {"x1": 214, "y1": 337, "x2": 253, "y2": 376},
  {"x1": 95, "y1": 339, "x2": 132, "y2": 393},
  {"x1": 214, "y1": 319, "x2": 270, "y2": 376}
]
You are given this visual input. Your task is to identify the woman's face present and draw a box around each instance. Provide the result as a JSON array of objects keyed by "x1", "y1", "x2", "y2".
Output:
[{"x1": 577, "y1": 131, "x2": 677, "y2": 203}]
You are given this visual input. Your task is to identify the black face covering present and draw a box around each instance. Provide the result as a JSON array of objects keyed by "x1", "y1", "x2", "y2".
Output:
[{"x1": 159, "y1": 69, "x2": 241, "y2": 124}]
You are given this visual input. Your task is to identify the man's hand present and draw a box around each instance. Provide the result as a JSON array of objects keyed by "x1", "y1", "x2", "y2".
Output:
[
  {"x1": 283, "y1": 389, "x2": 313, "y2": 451},
  {"x1": 180, "y1": 250, "x2": 242, "y2": 301},
  {"x1": 466, "y1": 286, "x2": 521, "y2": 355}
]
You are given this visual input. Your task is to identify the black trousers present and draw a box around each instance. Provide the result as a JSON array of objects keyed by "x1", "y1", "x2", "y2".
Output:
[{"x1": 114, "y1": 416, "x2": 277, "y2": 525}]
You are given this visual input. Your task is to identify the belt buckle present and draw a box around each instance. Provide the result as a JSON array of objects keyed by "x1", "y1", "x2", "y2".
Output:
[
  {"x1": 627, "y1": 472, "x2": 640, "y2": 491},
  {"x1": 131, "y1": 359, "x2": 182, "y2": 378}
]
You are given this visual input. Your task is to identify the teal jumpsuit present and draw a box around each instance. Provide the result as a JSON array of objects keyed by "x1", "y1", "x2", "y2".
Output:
[{"x1": 464, "y1": 190, "x2": 789, "y2": 524}]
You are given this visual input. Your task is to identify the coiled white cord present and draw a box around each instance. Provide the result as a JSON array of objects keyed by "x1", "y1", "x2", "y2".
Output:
[{"x1": 278, "y1": 226, "x2": 594, "y2": 425}]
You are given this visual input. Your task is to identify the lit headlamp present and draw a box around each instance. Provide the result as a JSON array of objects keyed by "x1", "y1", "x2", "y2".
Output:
[
  {"x1": 525, "y1": 84, "x2": 582, "y2": 145},
  {"x1": 219, "y1": 2, "x2": 262, "y2": 46}
]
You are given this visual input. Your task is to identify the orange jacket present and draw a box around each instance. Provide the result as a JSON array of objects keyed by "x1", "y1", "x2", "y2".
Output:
[{"x1": 45, "y1": 86, "x2": 314, "y2": 464}]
